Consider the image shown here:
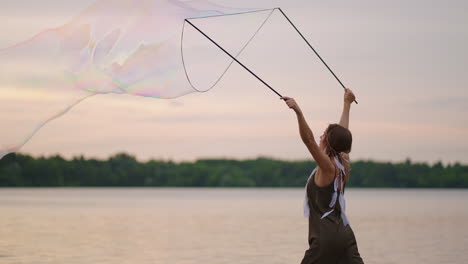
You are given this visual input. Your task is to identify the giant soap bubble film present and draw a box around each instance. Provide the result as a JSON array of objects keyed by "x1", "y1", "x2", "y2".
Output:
[{"x1": 0, "y1": 0, "x2": 277, "y2": 159}]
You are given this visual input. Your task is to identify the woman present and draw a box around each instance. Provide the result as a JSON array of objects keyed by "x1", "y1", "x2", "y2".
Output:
[{"x1": 282, "y1": 88, "x2": 364, "y2": 264}]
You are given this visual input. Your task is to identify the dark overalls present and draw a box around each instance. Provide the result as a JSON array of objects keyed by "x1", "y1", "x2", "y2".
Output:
[{"x1": 301, "y1": 159, "x2": 364, "y2": 264}]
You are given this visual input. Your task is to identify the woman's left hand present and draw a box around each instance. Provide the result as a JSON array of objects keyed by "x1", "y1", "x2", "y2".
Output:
[{"x1": 281, "y1": 96, "x2": 302, "y2": 114}]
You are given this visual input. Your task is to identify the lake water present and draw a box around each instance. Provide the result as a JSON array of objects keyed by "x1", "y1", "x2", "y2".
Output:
[{"x1": 0, "y1": 188, "x2": 467, "y2": 264}]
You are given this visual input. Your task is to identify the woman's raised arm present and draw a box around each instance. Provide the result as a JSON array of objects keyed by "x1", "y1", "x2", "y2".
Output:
[
  {"x1": 339, "y1": 88, "x2": 356, "y2": 129},
  {"x1": 281, "y1": 96, "x2": 334, "y2": 174}
]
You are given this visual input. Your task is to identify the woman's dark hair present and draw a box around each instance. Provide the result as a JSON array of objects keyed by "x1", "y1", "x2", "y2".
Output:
[{"x1": 325, "y1": 124, "x2": 352, "y2": 156}]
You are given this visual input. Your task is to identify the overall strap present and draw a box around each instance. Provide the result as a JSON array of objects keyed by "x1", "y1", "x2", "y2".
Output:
[
  {"x1": 303, "y1": 167, "x2": 317, "y2": 217},
  {"x1": 319, "y1": 157, "x2": 349, "y2": 226}
]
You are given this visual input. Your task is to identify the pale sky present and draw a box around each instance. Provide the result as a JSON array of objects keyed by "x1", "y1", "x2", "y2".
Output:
[{"x1": 1, "y1": 0, "x2": 467, "y2": 164}]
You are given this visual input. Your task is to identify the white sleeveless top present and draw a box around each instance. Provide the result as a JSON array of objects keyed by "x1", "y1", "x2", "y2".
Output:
[{"x1": 303, "y1": 156, "x2": 350, "y2": 226}]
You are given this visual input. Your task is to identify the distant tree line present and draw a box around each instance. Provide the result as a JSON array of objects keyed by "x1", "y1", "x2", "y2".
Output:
[{"x1": 0, "y1": 153, "x2": 467, "y2": 188}]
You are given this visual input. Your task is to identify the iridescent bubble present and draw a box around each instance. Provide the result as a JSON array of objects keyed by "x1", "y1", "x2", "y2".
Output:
[{"x1": 0, "y1": 0, "x2": 274, "y2": 158}]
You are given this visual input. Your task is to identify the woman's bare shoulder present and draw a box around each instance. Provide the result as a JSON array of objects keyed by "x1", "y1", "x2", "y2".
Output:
[{"x1": 314, "y1": 156, "x2": 339, "y2": 187}]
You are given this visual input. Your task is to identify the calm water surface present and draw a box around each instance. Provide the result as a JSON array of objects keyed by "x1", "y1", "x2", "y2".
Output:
[{"x1": 0, "y1": 188, "x2": 467, "y2": 264}]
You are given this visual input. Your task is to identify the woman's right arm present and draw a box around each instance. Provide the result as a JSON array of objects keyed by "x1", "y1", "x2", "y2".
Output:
[
  {"x1": 339, "y1": 88, "x2": 355, "y2": 175},
  {"x1": 339, "y1": 88, "x2": 356, "y2": 129}
]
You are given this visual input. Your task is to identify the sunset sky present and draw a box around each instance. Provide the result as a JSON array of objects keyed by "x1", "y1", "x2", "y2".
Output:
[{"x1": 1, "y1": 0, "x2": 467, "y2": 164}]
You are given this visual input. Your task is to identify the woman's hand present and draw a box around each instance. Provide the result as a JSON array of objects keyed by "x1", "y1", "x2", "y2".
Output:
[
  {"x1": 344, "y1": 88, "x2": 356, "y2": 105},
  {"x1": 281, "y1": 96, "x2": 302, "y2": 114}
]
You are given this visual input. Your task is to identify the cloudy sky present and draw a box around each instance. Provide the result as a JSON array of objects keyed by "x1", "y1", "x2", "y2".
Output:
[{"x1": 1, "y1": 0, "x2": 467, "y2": 164}]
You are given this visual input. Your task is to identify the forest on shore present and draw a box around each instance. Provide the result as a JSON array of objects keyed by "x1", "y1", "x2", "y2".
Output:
[{"x1": 0, "y1": 153, "x2": 467, "y2": 188}]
